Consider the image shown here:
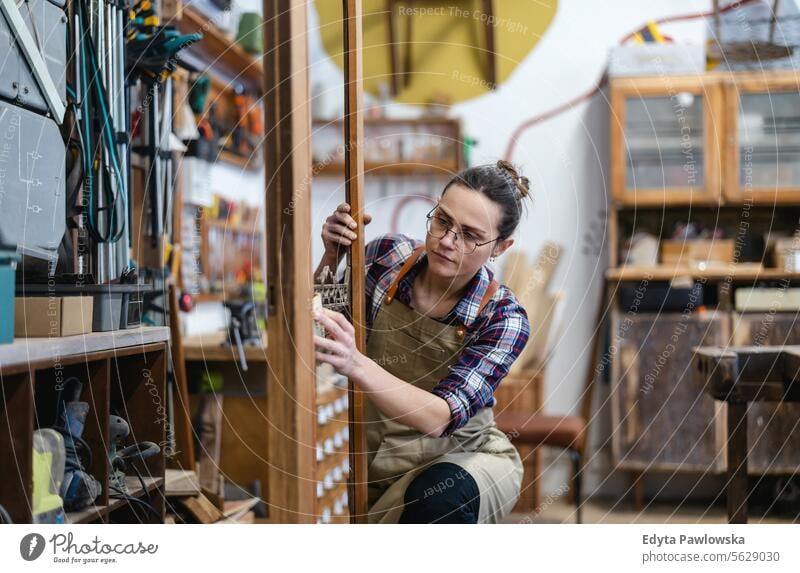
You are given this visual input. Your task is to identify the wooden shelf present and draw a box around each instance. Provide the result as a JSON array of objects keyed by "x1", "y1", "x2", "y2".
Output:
[
  {"x1": 176, "y1": 6, "x2": 263, "y2": 89},
  {"x1": 311, "y1": 116, "x2": 462, "y2": 179},
  {"x1": 183, "y1": 331, "x2": 267, "y2": 363},
  {"x1": 0, "y1": 327, "x2": 169, "y2": 371},
  {"x1": 204, "y1": 217, "x2": 263, "y2": 234},
  {"x1": 313, "y1": 160, "x2": 459, "y2": 177},
  {"x1": 218, "y1": 149, "x2": 260, "y2": 170},
  {"x1": 313, "y1": 116, "x2": 460, "y2": 127},
  {"x1": 606, "y1": 265, "x2": 800, "y2": 282},
  {"x1": 66, "y1": 505, "x2": 108, "y2": 524}
]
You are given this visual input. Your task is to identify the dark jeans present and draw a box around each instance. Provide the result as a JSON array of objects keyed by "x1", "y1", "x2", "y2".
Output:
[{"x1": 399, "y1": 462, "x2": 480, "y2": 523}]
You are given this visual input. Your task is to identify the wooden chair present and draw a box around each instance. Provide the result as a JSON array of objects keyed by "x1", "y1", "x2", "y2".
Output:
[
  {"x1": 495, "y1": 407, "x2": 587, "y2": 523},
  {"x1": 492, "y1": 370, "x2": 544, "y2": 512}
]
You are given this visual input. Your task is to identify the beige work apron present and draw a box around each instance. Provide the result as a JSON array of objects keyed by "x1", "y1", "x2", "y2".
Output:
[{"x1": 365, "y1": 247, "x2": 523, "y2": 523}]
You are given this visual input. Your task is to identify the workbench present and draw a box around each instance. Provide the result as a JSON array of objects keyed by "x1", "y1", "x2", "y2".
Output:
[{"x1": 694, "y1": 345, "x2": 800, "y2": 523}]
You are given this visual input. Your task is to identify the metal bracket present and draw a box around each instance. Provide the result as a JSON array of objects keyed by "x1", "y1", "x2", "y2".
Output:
[{"x1": 0, "y1": 0, "x2": 66, "y2": 123}]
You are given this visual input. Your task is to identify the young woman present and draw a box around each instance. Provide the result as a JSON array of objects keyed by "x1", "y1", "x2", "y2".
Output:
[{"x1": 313, "y1": 160, "x2": 531, "y2": 523}]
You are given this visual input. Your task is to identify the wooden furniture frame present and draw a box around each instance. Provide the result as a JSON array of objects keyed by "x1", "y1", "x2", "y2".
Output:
[{"x1": 606, "y1": 71, "x2": 800, "y2": 510}]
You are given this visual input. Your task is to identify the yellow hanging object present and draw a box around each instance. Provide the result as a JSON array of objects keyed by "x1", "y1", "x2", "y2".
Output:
[{"x1": 632, "y1": 21, "x2": 666, "y2": 44}]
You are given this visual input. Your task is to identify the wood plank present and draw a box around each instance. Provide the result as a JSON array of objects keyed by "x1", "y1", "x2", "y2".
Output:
[
  {"x1": 343, "y1": 0, "x2": 368, "y2": 524},
  {"x1": 165, "y1": 469, "x2": 201, "y2": 497},
  {"x1": 605, "y1": 265, "x2": 800, "y2": 282},
  {"x1": 263, "y1": 0, "x2": 317, "y2": 523},
  {"x1": 176, "y1": 493, "x2": 225, "y2": 524}
]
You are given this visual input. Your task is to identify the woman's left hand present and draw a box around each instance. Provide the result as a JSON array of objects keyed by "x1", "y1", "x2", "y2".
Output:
[{"x1": 314, "y1": 308, "x2": 364, "y2": 379}]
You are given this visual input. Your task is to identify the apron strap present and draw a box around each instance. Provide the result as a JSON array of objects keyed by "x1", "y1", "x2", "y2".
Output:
[
  {"x1": 477, "y1": 279, "x2": 500, "y2": 316},
  {"x1": 383, "y1": 245, "x2": 500, "y2": 339},
  {"x1": 384, "y1": 245, "x2": 425, "y2": 304},
  {"x1": 455, "y1": 279, "x2": 500, "y2": 339}
]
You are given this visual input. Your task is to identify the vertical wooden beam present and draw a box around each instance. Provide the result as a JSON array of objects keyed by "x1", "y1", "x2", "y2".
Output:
[
  {"x1": 343, "y1": 0, "x2": 368, "y2": 523},
  {"x1": 263, "y1": 0, "x2": 316, "y2": 523},
  {"x1": 386, "y1": 1, "x2": 400, "y2": 96},
  {"x1": 167, "y1": 283, "x2": 195, "y2": 471},
  {"x1": 482, "y1": 0, "x2": 496, "y2": 89},
  {"x1": 402, "y1": 1, "x2": 413, "y2": 88}
]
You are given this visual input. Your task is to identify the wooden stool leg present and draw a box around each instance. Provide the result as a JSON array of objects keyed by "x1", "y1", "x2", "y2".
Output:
[
  {"x1": 569, "y1": 448, "x2": 582, "y2": 524},
  {"x1": 532, "y1": 445, "x2": 541, "y2": 511},
  {"x1": 727, "y1": 401, "x2": 749, "y2": 524},
  {"x1": 631, "y1": 470, "x2": 645, "y2": 511}
]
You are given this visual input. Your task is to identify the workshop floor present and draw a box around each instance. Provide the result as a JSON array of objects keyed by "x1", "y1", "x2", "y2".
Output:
[{"x1": 502, "y1": 498, "x2": 799, "y2": 524}]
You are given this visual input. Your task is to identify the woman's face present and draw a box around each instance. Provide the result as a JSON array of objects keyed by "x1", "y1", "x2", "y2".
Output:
[{"x1": 425, "y1": 183, "x2": 514, "y2": 283}]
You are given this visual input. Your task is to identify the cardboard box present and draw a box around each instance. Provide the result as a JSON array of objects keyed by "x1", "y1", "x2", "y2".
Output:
[
  {"x1": 660, "y1": 239, "x2": 734, "y2": 265},
  {"x1": 14, "y1": 296, "x2": 94, "y2": 337}
]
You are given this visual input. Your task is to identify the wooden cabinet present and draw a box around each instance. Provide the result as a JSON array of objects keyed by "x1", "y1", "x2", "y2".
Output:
[
  {"x1": 606, "y1": 71, "x2": 800, "y2": 507},
  {"x1": 611, "y1": 71, "x2": 800, "y2": 207},
  {"x1": 610, "y1": 75, "x2": 723, "y2": 206},
  {"x1": 610, "y1": 312, "x2": 728, "y2": 472},
  {"x1": 722, "y1": 73, "x2": 800, "y2": 204}
]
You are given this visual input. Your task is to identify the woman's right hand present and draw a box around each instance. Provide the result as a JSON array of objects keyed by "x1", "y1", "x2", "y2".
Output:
[{"x1": 321, "y1": 203, "x2": 372, "y2": 256}]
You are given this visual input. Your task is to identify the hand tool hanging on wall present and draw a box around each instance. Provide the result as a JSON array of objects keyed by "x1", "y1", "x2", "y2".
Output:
[
  {"x1": 126, "y1": 0, "x2": 201, "y2": 250},
  {"x1": 70, "y1": 0, "x2": 130, "y2": 283}
]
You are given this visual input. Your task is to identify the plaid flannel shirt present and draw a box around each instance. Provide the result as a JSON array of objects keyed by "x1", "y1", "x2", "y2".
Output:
[{"x1": 364, "y1": 234, "x2": 530, "y2": 436}]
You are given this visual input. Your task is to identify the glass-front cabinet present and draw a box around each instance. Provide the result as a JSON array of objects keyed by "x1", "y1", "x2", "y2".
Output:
[
  {"x1": 723, "y1": 74, "x2": 800, "y2": 204},
  {"x1": 610, "y1": 76, "x2": 722, "y2": 205}
]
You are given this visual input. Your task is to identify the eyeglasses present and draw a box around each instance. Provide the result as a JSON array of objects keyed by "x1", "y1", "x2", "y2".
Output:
[{"x1": 425, "y1": 207, "x2": 498, "y2": 254}]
